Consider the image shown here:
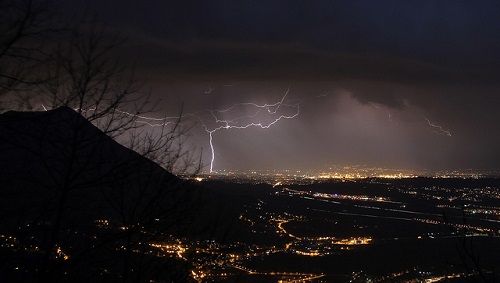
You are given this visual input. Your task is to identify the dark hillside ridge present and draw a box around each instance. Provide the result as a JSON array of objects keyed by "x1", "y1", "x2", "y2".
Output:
[{"x1": 0, "y1": 106, "x2": 178, "y2": 184}]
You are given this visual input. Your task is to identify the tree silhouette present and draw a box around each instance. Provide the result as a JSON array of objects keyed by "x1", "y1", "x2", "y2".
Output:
[
  {"x1": 0, "y1": 0, "x2": 57, "y2": 102},
  {"x1": 0, "y1": 3, "x2": 202, "y2": 282}
]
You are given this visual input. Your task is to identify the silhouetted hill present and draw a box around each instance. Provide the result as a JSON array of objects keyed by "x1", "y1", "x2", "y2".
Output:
[
  {"x1": 0, "y1": 107, "x2": 195, "y2": 282},
  {"x1": 0, "y1": 106, "x2": 178, "y2": 182}
]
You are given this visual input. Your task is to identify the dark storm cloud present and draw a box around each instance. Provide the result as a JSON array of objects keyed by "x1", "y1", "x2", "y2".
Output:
[
  {"x1": 119, "y1": 39, "x2": 500, "y2": 84},
  {"x1": 60, "y1": 0, "x2": 500, "y2": 82},
  {"x1": 61, "y1": 0, "x2": 500, "y2": 67},
  {"x1": 93, "y1": 0, "x2": 500, "y2": 112}
]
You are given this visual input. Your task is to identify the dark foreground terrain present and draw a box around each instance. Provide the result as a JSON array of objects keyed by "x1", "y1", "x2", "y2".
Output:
[
  {"x1": 2, "y1": 173, "x2": 500, "y2": 282},
  {"x1": 190, "y1": 177, "x2": 500, "y2": 282}
]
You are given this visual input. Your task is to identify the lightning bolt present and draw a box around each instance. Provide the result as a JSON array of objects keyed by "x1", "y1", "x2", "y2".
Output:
[
  {"x1": 365, "y1": 102, "x2": 451, "y2": 137},
  {"x1": 204, "y1": 86, "x2": 214, "y2": 94},
  {"x1": 223, "y1": 81, "x2": 241, "y2": 87},
  {"x1": 368, "y1": 102, "x2": 392, "y2": 121},
  {"x1": 424, "y1": 117, "x2": 451, "y2": 137},
  {"x1": 201, "y1": 85, "x2": 304, "y2": 173},
  {"x1": 40, "y1": 104, "x2": 192, "y2": 128}
]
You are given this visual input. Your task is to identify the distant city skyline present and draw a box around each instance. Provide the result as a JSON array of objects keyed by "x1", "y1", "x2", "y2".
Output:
[{"x1": 57, "y1": 0, "x2": 500, "y2": 172}]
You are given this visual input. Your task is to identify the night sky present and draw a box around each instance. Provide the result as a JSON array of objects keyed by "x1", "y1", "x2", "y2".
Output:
[{"x1": 58, "y1": 1, "x2": 500, "y2": 173}]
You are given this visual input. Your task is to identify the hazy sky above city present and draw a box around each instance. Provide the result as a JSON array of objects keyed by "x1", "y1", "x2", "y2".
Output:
[{"x1": 58, "y1": 0, "x2": 500, "y2": 172}]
